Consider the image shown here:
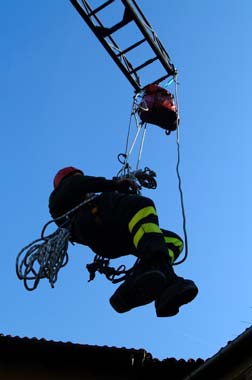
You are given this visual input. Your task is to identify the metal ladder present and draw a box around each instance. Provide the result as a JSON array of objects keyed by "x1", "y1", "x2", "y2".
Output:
[{"x1": 70, "y1": 0, "x2": 177, "y2": 92}]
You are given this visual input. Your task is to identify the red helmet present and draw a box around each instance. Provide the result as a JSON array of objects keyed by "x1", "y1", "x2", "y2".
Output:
[{"x1": 53, "y1": 166, "x2": 83, "y2": 188}]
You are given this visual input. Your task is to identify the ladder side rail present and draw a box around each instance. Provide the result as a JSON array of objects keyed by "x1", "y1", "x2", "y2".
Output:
[{"x1": 121, "y1": 0, "x2": 176, "y2": 76}]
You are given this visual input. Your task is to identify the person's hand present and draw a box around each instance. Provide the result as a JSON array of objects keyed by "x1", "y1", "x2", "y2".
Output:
[{"x1": 116, "y1": 178, "x2": 139, "y2": 194}]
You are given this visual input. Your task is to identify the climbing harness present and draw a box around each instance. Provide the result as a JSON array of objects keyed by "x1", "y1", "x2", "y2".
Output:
[{"x1": 86, "y1": 255, "x2": 135, "y2": 284}]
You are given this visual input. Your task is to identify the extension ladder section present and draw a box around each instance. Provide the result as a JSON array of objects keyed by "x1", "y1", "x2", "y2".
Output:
[{"x1": 70, "y1": 0, "x2": 177, "y2": 92}]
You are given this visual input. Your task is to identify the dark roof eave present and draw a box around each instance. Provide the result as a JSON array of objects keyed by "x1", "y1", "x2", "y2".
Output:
[{"x1": 0, "y1": 334, "x2": 203, "y2": 377}]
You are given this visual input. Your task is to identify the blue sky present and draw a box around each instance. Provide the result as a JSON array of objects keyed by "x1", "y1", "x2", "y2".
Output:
[{"x1": 2, "y1": 0, "x2": 252, "y2": 361}]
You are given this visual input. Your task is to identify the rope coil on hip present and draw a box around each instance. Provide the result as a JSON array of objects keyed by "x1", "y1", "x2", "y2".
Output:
[
  {"x1": 16, "y1": 195, "x2": 98, "y2": 291},
  {"x1": 16, "y1": 228, "x2": 70, "y2": 291}
]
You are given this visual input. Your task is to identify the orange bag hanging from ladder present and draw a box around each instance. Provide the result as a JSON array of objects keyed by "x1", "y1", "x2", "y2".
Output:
[{"x1": 138, "y1": 84, "x2": 178, "y2": 133}]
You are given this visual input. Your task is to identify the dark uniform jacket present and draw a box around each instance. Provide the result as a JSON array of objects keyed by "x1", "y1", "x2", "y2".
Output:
[
  {"x1": 49, "y1": 175, "x2": 118, "y2": 221},
  {"x1": 49, "y1": 175, "x2": 135, "y2": 258}
]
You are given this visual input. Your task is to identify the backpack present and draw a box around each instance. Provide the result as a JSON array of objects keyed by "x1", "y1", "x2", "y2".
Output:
[{"x1": 138, "y1": 84, "x2": 178, "y2": 133}]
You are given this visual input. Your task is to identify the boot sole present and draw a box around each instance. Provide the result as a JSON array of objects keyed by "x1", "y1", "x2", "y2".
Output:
[
  {"x1": 110, "y1": 270, "x2": 166, "y2": 313},
  {"x1": 155, "y1": 279, "x2": 198, "y2": 317}
]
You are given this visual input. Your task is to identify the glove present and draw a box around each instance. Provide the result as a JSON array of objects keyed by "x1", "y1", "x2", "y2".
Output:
[{"x1": 116, "y1": 178, "x2": 138, "y2": 194}]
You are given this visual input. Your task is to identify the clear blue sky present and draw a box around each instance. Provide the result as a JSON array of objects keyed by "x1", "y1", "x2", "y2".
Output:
[{"x1": 2, "y1": 0, "x2": 252, "y2": 361}]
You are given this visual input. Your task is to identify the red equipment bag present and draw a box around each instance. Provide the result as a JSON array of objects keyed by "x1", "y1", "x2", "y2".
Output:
[{"x1": 138, "y1": 84, "x2": 178, "y2": 132}]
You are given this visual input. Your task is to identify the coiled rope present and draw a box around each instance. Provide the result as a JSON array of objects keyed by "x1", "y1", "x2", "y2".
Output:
[
  {"x1": 16, "y1": 195, "x2": 98, "y2": 291},
  {"x1": 16, "y1": 228, "x2": 70, "y2": 291}
]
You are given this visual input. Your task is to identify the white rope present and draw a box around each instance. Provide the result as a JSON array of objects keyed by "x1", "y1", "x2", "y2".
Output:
[{"x1": 16, "y1": 228, "x2": 70, "y2": 291}]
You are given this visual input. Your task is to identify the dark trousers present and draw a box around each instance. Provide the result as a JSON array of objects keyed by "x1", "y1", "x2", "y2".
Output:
[{"x1": 72, "y1": 192, "x2": 183, "y2": 262}]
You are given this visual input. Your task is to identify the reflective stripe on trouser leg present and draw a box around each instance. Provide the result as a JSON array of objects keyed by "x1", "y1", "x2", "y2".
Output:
[
  {"x1": 167, "y1": 249, "x2": 175, "y2": 264},
  {"x1": 164, "y1": 235, "x2": 184, "y2": 264},
  {"x1": 128, "y1": 206, "x2": 161, "y2": 249},
  {"x1": 128, "y1": 206, "x2": 157, "y2": 233},
  {"x1": 132, "y1": 223, "x2": 163, "y2": 249},
  {"x1": 128, "y1": 206, "x2": 173, "y2": 259}
]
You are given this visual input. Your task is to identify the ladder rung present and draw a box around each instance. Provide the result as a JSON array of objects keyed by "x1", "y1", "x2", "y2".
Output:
[
  {"x1": 97, "y1": 7, "x2": 133, "y2": 36},
  {"x1": 88, "y1": 0, "x2": 115, "y2": 17},
  {"x1": 130, "y1": 56, "x2": 158, "y2": 74},
  {"x1": 116, "y1": 38, "x2": 146, "y2": 56},
  {"x1": 153, "y1": 73, "x2": 169, "y2": 85}
]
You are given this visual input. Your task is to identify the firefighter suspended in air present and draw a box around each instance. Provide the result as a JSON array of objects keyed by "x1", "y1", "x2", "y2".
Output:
[{"x1": 48, "y1": 166, "x2": 198, "y2": 317}]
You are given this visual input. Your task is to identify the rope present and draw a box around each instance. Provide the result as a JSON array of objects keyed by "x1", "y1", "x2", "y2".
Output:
[
  {"x1": 172, "y1": 75, "x2": 188, "y2": 265},
  {"x1": 16, "y1": 195, "x2": 98, "y2": 291},
  {"x1": 117, "y1": 93, "x2": 147, "y2": 179},
  {"x1": 16, "y1": 228, "x2": 70, "y2": 291}
]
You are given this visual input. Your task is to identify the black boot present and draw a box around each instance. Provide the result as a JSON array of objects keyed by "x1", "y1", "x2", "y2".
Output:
[
  {"x1": 109, "y1": 256, "x2": 171, "y2": 313},
  {"x1": 155, "y1": 277, "x2": 198, "y2": 317}
]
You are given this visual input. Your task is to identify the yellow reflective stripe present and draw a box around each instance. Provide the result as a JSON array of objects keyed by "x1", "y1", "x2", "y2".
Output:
[
  {"x1": 168, "y1": 249, "x2": 175, "y2": 264},
  {"x1": 164, "y1": 236, "x2": 183, "y2": 252},
  {"x1": 128, "y1": 206, "x2": 157, "y2": 233},
  {"x1": 133, "y1": 223, "x2": 161, "y2": 248}
]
